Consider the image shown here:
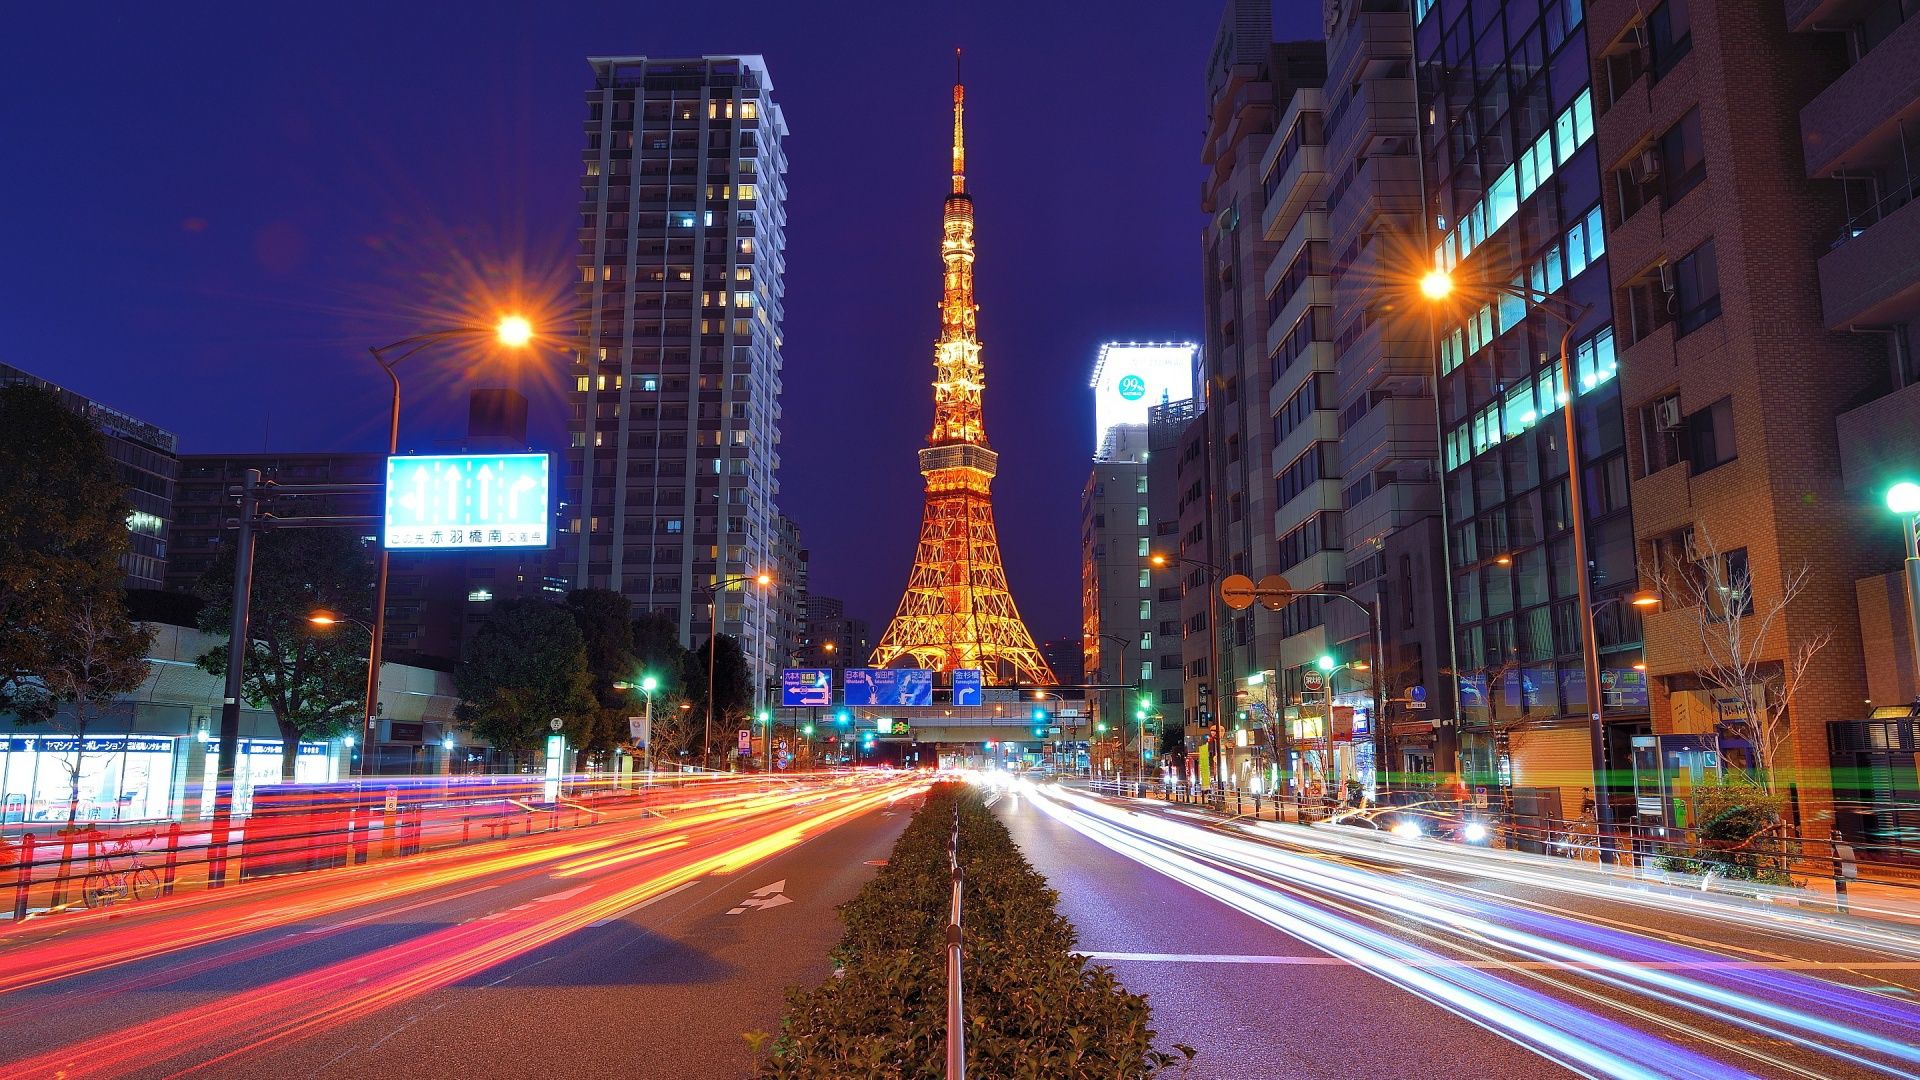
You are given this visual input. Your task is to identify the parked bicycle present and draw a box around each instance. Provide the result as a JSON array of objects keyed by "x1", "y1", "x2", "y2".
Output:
[{"x1": 81, "y1": 830, "x2": 161, "y2": 909}]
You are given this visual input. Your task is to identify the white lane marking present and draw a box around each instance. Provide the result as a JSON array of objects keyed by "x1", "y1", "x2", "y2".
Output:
[
  {"x1": 588, "y1": 880, "x2": 698, "y2": 928},
  {"x1": 1079, "y1": 950, "x2": 1920, "y2": 971}
]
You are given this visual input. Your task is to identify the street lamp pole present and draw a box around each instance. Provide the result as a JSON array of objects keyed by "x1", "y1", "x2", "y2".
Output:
[
  {"x1": 1150, "y1": 553, "x2": 1228, "y2": 792},
  {"x1": 1887, "y1": 483, "x2": 1920, "y2": 695},
  {"x1": 699, "y1": 572, "x2": 772, "y2": 771},
  {"x1": 1421, "y1": 271, "x2": 1616, "y2": 838},
  {"x1": 360, "y1": 317, "x2": 534, "y2": 776}
]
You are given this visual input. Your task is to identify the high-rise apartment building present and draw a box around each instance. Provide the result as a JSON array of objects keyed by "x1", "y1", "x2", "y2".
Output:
[
  {"x1": 1578, "y1": 0, "x2": 1920, "y2": 836},
  {"x1": 1320, "y1": 0, "x2": 1452, "y2": 781},
  {"x1": 770, "y1": 511, "x2": 808, "y2": 670},
  {"x1": 1199, "y1": 0, "x2": 1328, "y2": 788},
  {"x1": 795, "y1": 595, "x2": 870, "y2": 672},
  {"x1": 1418, "y1": 0, "x2": 1647, "y2": 815},
  {"x1": 2, "y1": 362, "x2": 176, "y2": 591},
  {"x1": 566, "y1": 55, "x2": 790, "y2": 702}
]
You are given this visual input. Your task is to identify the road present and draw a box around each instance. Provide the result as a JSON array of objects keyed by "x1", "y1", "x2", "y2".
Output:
[
  {"x1": 998, "y1": 780, "x2": 1920, "y2": 1080},
  {"x1": 0, "y1": 775, "x2": 922, "y2": 1080}
]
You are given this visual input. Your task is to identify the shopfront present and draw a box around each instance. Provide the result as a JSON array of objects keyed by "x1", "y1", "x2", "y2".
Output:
[
  {"x1": 195, "y1": 739, "x2": 337, "y2": 818},
  {"x1": 0, "y1": 734, "x2": 178, "y2": 824}
]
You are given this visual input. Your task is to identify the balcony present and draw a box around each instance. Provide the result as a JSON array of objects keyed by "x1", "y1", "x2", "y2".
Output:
[
  {"x1": 1261, "y1": 144, "x2": 1325, "y2": 243},
  {"x1": 1818, "y1": 183, "x2": 1920, "y2": 328},
  {"x1": 1628, "y1": 460, "x2": 1692, "y2": 541},
  {"x1": 1619, "y1": 322, "x2": 1677, "y2": 406},
  {"x1": 1801, "y1": 13, "x2": 1920, "y2": 178},
  {"x1": 1325, "y1": 10, "x2": 1415, "y2": 89},
  {"x1": 1323, "y1": 76, "x2": 1417, "y2": 182}
]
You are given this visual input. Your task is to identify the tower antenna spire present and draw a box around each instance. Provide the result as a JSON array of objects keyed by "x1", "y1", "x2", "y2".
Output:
[{"x1": 951, "y1": 47, "x2": 966, "y2": 195}]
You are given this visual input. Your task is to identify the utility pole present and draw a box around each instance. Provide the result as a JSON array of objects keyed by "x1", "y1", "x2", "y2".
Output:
[{"x1": 206, "y1": 469, "x2": 261, "y2": 889}]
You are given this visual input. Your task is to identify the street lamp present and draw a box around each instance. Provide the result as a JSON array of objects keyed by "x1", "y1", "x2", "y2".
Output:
[
  {"x1": 1420, "y1": 267, "x2": 1620, "y2": 835},
  {"x1": 360, "y1": 315, "x2": 537, "y2": 776},
  {"x1": 1887, "y1": 482, "x2": 1920, "y2": 696},
  {"x1": 309, "y1": 609, "x2": 375, "y2": 774},
  {"x1": 697, "y1": 572, "x2": 773, "y2": 771},
  {"x1": 1148, "y1": 552, "x2": 1229, "y2": 791}
]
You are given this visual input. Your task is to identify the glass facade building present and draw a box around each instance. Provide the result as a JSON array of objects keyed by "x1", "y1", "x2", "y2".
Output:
[{"x1": 1416, "y1": 0, "x2": 1647, "y2": 811}]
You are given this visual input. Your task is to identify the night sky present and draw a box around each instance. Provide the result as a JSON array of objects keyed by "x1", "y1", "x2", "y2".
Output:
[{"x1": 1, "y1": 2, "x2": 1316, "y2": 639}]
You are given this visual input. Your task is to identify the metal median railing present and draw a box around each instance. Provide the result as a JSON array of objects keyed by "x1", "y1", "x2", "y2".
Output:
[{"x1": 945, "y1": 803, "x2": 965, "y2": 1080}]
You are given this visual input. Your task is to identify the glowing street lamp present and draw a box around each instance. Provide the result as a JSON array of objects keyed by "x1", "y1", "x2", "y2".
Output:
[{"x1": 1888, "y1": 482, "x2": 1920, "y2": 691}]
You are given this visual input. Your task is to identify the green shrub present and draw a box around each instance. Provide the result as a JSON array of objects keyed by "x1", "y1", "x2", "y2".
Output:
[
  {"x1": 1653, "y1": 779, "x2": 1793, "y2": 884},
  {"x1": 759, "y1": 783, "x2": 1192, "y2": 1078}
]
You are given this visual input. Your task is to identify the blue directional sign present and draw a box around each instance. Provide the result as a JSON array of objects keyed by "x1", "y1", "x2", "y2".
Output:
[
  {"x1": 781, "y1": 668, "x2": 832, "y2": 707},
  {"x1": 844, "y1": 668, "x2": 934, "y2": 707},
  {"x1": 951, "y1": 668, "x2": 984, "y2": 706},
  {"x1": 384, "y1": 453, "x2": 550, "y2": 550}
]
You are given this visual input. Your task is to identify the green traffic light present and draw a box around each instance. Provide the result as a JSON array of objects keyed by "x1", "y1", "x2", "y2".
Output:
[
  {"x1": 1135, "y1": 710, "x2": 1147, "y2": 720},
  {"x1": 802, "y1": 724, "x2": 814, "y2": 736},
  {"x1": 836, "y1": 710, "x2": 850, "y2": 725},
  {"x1": 757, "y1": 710, "x2": 770, "y2": 724}
]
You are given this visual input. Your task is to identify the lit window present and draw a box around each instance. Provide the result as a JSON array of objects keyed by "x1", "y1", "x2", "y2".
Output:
[
  {"x1": 641, "y1": 377, "x2": 659, "y2": 392},
  {"x1": 666, "y1": 519, "x2": 683, "y2": 534},
  {"x1": 734, "y1": 293, "x2": 753, "y2": 309},
  {"x1": 575, "y1": 376, "x2": 590, "y2": 392},
  {"x1": 735, "y1": 267, "x2": 752, "y2": 282},
  {"x1": 741, "y1": 100, "x2": 759, "y2": 120},
  {"x1": 737, "y1": 183, "x2": 756, "y2": 202},
  {"x1": 1135, "y1": 475, "x2": 1148, "y2": 493},
  {"x1": 580, "y1": 266, "x2": 594, "y2": 282},
  {"x1": 586, "y1": 161, "x2": 601, "y2": 177},
  {"x1": 1138, "y1": 569, "x2": 1151, "y2": 588},
  {"x1": 739, "y1": 238, "x2": 753, "y2": 255},
  {"x1": 1139, "y1": 600, "x2": 1152, "y2": 619},
  {"x1": 596, "y1": 374, "x2": 608, "y2": 390},
  {"x1": 467, "y1": 588, "x2": 493, "y2": 603},
  {"x1": 673, "y1": 212, "x2": 696, "y2": 229},
  {"x1": 1136, "y1": 507, "x2": 1148, "y2": 526},
  {"x1": 1140, "y1": 661, "x2": 1154, "y2": 682},
  {"x1": 570, "y1": 431, "x2": 586, "y2": 447},
  {"x1": 1137, "y1": 538, "x2": 1150, "y2": 557},
  {"x1": 702, "y1": 210, "x2": 715, "y2": 227}
]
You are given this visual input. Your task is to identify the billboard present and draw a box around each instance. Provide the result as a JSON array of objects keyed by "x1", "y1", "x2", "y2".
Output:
[
  {"x1": 1090, "y1": 342, "x2": 1197, "y2": 455},
  {"x1": 844, "y1": 668, "x2": 934, "y2": 707},
  {"x1": 384, "y1": 453, "x2": 550, "y2": 550},
  {"x1": 951, "y1": 668, "x2": 983, "y2": 706},
  {"x1": 782, "y1": 668, "x2": 833, "y2": 707}
]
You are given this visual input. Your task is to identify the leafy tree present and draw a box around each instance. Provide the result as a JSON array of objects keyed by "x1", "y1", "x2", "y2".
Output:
[
  {"x1": 456, "y1": 598, "x2": 596, "y2": 758},
  {"x1": 684, "y1": 633, "x2": 752, "y2": 766},
  {"x1": 196, "y1": 528, "x2": 374, "y2": 780},
  {"x1": 0, "y1": 384, "x2": 140, "y2": 720},
  {"x1": 566, "y1": 588, "x2": 636, "y2": 758}
]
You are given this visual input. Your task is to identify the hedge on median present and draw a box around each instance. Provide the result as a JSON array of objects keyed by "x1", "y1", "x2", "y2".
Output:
[{"x1": 757, "y1": 781, "x2": 1192, "y2": 1078}]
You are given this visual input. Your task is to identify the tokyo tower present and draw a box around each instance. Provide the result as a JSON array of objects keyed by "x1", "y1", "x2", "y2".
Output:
[{"x1": 870, "y1": 63, "x2": 1056, "y2": 686}]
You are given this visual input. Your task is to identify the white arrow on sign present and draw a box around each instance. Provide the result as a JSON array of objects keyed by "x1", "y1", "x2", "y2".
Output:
[{"x1": 726, "y1": 880, "x2": 793, "y2": 915}]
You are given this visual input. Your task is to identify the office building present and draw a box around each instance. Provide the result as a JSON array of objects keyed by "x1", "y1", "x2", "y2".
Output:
[
  {"x1": 1418, "y1": 0, "x2": 1646, "y2": 816},
  {"x1": 1149, "y1": 397, "x2": 1207, "y2": 768},
  {"x1": 1199, "y1": 0, "x2": 1329, "y2": 788},
  {"x1": 1320, "y1": 0, "x2": 1452, "y2": 780},
  {"x1": 1, "y1": 362, "x2": 176, "y2": 591},
  {"x1": 566, "y1": 54, "x2": 791, "y2": 704}
]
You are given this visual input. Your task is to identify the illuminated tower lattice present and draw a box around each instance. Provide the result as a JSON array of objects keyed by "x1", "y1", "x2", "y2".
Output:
[{"x1": 871, "y1": 67, "x2": 1056, "y2": 686}]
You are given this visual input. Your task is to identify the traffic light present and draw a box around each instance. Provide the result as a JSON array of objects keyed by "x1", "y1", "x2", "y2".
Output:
[
  {"x1": 757, "y1": 710, "x2": 771, "y2": 725},
  {"x1": 801, "y1": 724, "x2": 814, "y2": 736},
  {"x1": 836, "y1": 709, "x2": 851, "y2": 726},
  {"x1": 1032, "y1": 706, "x2": 1046, "y2": 722},
  {"x1": 983, "y1": 740, "x2": 995, "y2": 750}
]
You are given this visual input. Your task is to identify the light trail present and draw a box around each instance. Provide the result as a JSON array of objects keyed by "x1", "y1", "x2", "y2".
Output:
[
  {"x1": 1026, "y1": 783, "x2": 1920, "y2": 1080},
  {"x1": 0, "y1": 776, "x2": 922, "y2": 1078}
]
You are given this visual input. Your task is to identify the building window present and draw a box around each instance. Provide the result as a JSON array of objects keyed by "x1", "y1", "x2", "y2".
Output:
[
  {"x1": 1686, "y1": 396, "x2": 1736, "y2": 473},
  {"x1": 1640, "y1": 393, "x2": 1685, "y2": 474},
  {"x1": 741, "y1": 100, "x2": 759, "y2": 120},
  {"x1": 1139, "y1": 600, "x2": 1152, "y2": 620},
  {"x1": 1657, "y1": 108, "x2": 1706, "y2": 206},
  {"x1": 1137, "y1": 537, "x2": 1150, "y2": 557},
  {"x1": 1648, "y1": 0, "x2": 1694, "y2": 79},
  {"x1": 1136, "y1": 475, "x2": 1148, "y2": 494},
  {"x1": 1140, "y1": 661, "x2": 1154, "y2": 682},
  {"x1": 1673, "y1": 239, "x2": 1722, "y2": 336},
  {"x1": 1138, "y1": 569, "x2": 1151, "y2": 588},
  {"x1": 1136, "y1": 506, "x2": 1149, "y2": 526}
]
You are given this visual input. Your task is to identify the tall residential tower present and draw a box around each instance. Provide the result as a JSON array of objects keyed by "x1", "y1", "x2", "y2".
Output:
[{"x1": 566, "y1": 55, "x2": 790, "y2": 699}]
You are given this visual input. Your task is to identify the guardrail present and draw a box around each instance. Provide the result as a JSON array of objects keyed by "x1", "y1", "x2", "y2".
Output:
[
  {"x1": 1079, "y1": 777, "x2": 1920, "y2": 903},
  {"x1": 945, "y1": 803, "x2": 965, "y2": 1080},
  {"x1": 1, "y1": 771, "x2": 768, "y2": 921}
]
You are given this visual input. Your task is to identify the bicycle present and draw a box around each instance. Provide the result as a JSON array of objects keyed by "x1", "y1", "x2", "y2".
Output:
[
  {"x1": 1551, "y1": 812, "x2": 1601, "y2": 863},
  {"x1": 81, "y1": 831, "x2": 161, "y2": 909}
]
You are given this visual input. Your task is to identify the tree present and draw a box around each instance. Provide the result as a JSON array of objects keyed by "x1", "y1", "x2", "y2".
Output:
[
  {"x1": 0, "y1": 384, "x2": 138, "y2": 720},
  {"x1": 456, "y1": 599, "x2": 595, "y2": 760},
  {"x1": 566, "y1": 588, "x2": 637, "y2": 759},
  {"x1": 683, "y1": 633, "x2": 752, "y2": 766},
  {"x1": 39, "y1": 593, "x2": 155, "y2": 823},
  {"x1": 1649, "y1": 527, "x2": 1831, "y2": 798},
  {"x1": 196, "y1": 528, "x2": 374, "y2": 780}
]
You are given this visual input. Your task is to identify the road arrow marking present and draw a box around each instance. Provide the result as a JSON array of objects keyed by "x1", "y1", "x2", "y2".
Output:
[{"x1": 727, "y1": 882, "x2": 794, "y2": 915}]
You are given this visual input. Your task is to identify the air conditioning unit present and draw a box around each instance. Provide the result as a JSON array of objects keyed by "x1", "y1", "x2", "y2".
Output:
[
  {"x1": 1629, "y1": 148, "x2": 1662, "y2": 184},
  {"x1": 1652, "y1": 396, "x2": 1683, "y2": 431},
  {"x1": 1657, "y1": 261, "x2": 1676, "y2": 295}
]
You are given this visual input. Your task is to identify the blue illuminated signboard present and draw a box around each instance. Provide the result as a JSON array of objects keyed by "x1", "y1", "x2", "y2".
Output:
[
  {"x1": 951, "y1": 669, "x2": 983, "y2": 706},
  {"x1": 843, "y1": 668, "x2": 934, "y2": 707},
  {"x1": 782, "y1": 668, "x2": 832, "y2": 707},
  {"x1": 384, "y1": 454, "x2": 550, "y2": 550}
]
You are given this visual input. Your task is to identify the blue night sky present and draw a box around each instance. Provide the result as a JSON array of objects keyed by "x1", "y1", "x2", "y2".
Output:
[{"x1": 0, "y1": 1, "x2": 1316, "y2": 639}]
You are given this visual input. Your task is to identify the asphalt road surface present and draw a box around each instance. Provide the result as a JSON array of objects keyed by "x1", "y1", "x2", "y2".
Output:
[
  {"x1": 998, "y1": 779, "x2": 1920, "y2": 1080},
  {"x1": 0, "y1": 777, "x2": 921, "y2": 1080}
]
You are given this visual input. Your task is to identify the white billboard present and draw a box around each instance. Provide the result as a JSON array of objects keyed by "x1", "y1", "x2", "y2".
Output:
[{"x1": 1090, "y1": 342, "x2": 1197, "y2": 455}]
